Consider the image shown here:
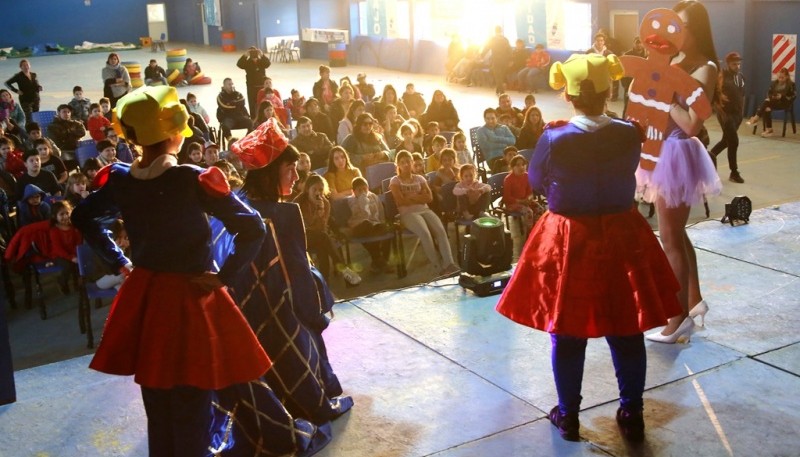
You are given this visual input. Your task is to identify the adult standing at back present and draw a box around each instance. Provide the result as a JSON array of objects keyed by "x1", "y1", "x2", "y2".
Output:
[
  {"x1": 237, "y1": 46, "x2": 271, "y2": 119},
  {"x1": 101, "y1": 53, "x2": 131, "y2": 108},
  {"x1": 5, "y1": 59, "x2": 42, "y2": 124},
  {"x1": 482, "y1": 26, "x2": 512, "y2": 95},
  {"x1": 710, "y1": 52, "x2": 746, "y2": 183}
]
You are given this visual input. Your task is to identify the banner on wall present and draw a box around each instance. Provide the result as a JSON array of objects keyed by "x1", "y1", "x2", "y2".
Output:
[
  {"x1": 516, "y1": 0, "x2": 547, "y2": 47},
  {"x1": 204, "y1": 0, "x2": 221, "y2": 27},
  {"x1": 367, "y1": 0, "x2": 388, "y2": 38},
  {"x1": 772, "y1": 34, "x2": 796, "y2": 79},
  {"x1": 545, "y1": 0, "x2": 565, "y2": 49}
]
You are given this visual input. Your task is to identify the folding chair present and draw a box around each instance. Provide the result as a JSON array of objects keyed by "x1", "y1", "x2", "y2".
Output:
[
  {"x1": 469, "y1": 127, "x2": 488, "y2": 182},
  {"x1": 438, "y1": 181, "x2": 473, "y2": 249},
  {"x1": 75, "y1": 144, "x2": 98, "y2": 169},
  {"x1": 31, "y1": 111, "x2": 57, "y2": 136},
  {"x1": 329, "y1": 197, "x2": 402, "y2": 278},
  {"x1": 364, "y1": 162, "x2": 397, "y2": 193},
  {"x1": 76, "y1": 244, "x2": 118, "y2": 349}
]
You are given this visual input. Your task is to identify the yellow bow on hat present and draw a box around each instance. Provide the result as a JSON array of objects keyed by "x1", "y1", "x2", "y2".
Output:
[{"x1": 549, "y1": 54, "x2": 624, "y2": 96}]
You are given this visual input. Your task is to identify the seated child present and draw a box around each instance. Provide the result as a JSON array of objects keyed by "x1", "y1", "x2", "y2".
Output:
[
  {"x1": 203, "y1": 141, "x2": 219, "y2": 167},
  {"x1": 36, "y1": 138, "x2": 68, "y2": 184},
  {"x1": 82, "y1": 158, "x2": 101, "y2": 189},
  {"x1": 452, "y1": 131, "x2": 473, "y2": 167},
  {"x1": 411, "y1": 152, "x2": 426, "y2": 176},
  {"x1": 96, "y1": 139, "x2": 119, "y2": 167},
  {"x1": 422, "y1": 121, "x2": 441, "y2": 155},
  {"x1": 24, "y1": 122, "x2": 62, "y2": 160},
  {"x1": 426, "y1": 135, "x2": 447, "y2": 172},
  {"x1": 452, "y1": 163, "x2": 491, "y2": 220},
  {"x1": 48, "y1": 200, "x2": 82, "y2": 294},
  {"x1": 99, "y1": 97, "x2": 113, "y2": 122},
  {"x1": 286, "y1": 89, "x2": 306, "y2": 121},
  {"x1": 65, "y1": 172, "x2": 90, "y2": 208},
  {"x1": 17, "y1": 184, "x2": 52, "y2": 227},
  {"x1": 297, "y1": 152, "x2": 312, "y2": 175},
  {"x1": 184, "y1": 141, "x2": 205, "y2": 166},
  {"x1": 16, "y1": 149, "x2": 61, "y2": 200},
  {"x1": 88, "y1": 103, "x2": 111, "y2": 141},
  {"x1": 95, "y1": 219, "x2": 130, "y2": 291},
  {"x1": 212, "y1": 159, "x2": 244, "y2": 192},
  {"x1": 68, "y1": 86, "x2": 91, "y2": 125},
  {"x1": 347, "y1": 177, "x2": 392, "y2": 273},
  {"x1": 492, "y1": 145, "x2": 519, "y2": 174},
  {"x1": 186, "y1": 92, "x2": 211, "y2": 125},
  {"x1": 503, "y1": 155, "x2": 541, "y2": 260},
  {"x1": 293, "y1": 174, "x2": 361, "y2": 286},
  {"x1": 430, "y1": 148, "x2": 459, "y2": 211}
]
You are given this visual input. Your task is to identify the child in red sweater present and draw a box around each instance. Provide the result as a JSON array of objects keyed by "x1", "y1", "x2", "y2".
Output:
[
  {"x1": 49, "y1": 200, "x2": 83, "y2": 294},
  {"x1": 503, "y1": 154, "x2": 542, "y2": 260},
  {"x1": 87, "y1": 103, "x2": 111, "y2": 142}
]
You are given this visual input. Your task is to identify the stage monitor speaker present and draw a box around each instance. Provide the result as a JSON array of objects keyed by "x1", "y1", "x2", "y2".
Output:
[{"x1": 720, "y1": 195, "x2": 751, "y2": 226}]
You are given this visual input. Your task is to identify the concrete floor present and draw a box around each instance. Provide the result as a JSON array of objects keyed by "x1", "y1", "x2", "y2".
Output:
[{"x1": 1, "y1": 45, "x2": 799, "y2": 456}]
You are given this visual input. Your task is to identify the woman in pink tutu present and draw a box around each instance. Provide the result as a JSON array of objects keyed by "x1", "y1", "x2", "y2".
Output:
[
  {"x1": 496, "y1": 54, "x2": 682, "y2": 443},
  {"x1": 639, "y1": 0, "x2": 722, "y2": 343}
]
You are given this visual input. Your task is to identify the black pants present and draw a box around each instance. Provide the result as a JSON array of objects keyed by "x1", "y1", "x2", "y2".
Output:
[
  {"x1": 710, "y1": 112, "x2": 742, "y2": 173},
  {"x1": 306, "y1": 230, "x2": 345, "y2": 280},
  {"x1": 245, "y1": 83, "x2": 261, "y2": 120},
  {"x1": 141, "y1": 385, "x2": 213, "y2": 457},
  {"x1": 20, "y1": 98, "x2": 40, "y2": 126},
  {"x1": 220, "y1": 115, "x2": 254, "y2": 140},
  {"x1": 351, "y1": 221, "x2": 391, "y2": 266}
]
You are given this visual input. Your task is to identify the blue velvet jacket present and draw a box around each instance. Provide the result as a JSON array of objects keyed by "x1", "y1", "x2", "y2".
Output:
[
  {"x1": 71, "y1": 162, "x2": 265, "y2": 286},
  {"x1": 529, "y1": 118, "x2": 641, "y2": 216}
]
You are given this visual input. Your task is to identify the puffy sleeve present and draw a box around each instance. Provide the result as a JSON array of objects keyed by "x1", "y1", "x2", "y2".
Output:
[
  {"x1": 528, "y1": 129, "x2": 552, "y2": 196},
  {"x1": 198, "y1": 172, "x2": 266, "y2": 286}
]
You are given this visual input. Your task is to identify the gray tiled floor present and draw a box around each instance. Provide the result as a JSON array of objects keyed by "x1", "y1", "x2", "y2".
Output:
[{"x1": 1, "y1": 45, "x2": 799, "y2": 456}]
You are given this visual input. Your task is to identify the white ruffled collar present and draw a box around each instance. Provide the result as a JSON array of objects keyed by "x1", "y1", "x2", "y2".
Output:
[
  {"x1": 130, "y1": 154, "x2": 177, "y2": 180},
  {"x1": 570, "y1": 115, "x2": 612, "y2": 132}
]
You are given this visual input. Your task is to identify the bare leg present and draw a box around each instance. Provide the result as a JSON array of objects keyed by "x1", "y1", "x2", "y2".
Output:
[
  {"x1": 684, "y1": 231, "x2": 703, "y2": 310},
  {"x1": 655, "y1": 197, "x2": 690, "y2": 335}
]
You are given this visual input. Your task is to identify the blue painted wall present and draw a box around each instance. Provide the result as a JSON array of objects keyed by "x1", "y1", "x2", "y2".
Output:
[{"x1": 2, "y1": 0, "x2": 149, "y2": 49}]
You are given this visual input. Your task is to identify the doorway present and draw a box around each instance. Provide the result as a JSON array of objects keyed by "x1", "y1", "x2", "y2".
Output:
[
  {"x1": 610, "y1": 11, "x2": 639, "y2": 53},
  {"x1": 147, "y1": 3, "x2": 169, "y2": 43}
]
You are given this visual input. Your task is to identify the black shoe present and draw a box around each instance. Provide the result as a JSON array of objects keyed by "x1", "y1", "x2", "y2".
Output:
[
  {"x1": 729, "y1": 172, "x2": 745, "y2": 183},
  {"x1": 549, "y1": 406, "x2": 580, "y2": 441},
  {"x1": 616, "y1": 407, "x2": 645, "y2": 442}
]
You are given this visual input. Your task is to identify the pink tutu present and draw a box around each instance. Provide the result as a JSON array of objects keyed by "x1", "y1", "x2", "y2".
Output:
[{"x1": 636, "y1": 128, "x2": 722, "y2": 208}]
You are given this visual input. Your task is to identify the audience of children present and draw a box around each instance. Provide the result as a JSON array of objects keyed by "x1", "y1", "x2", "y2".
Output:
[
  {"x1": 516, "y1": 106, "x2": 545, "y2": 150},
  {"x1": 294, "y1": 173, "x2": 362, "y2": 286},
  {"x1": 185, "y1": 92, "x2": 211, "y2": 126},
  {"x1": 36, "y1": 138, "x2": 68, "y2": 184},
  {"x1": 395, "y1": 123, "x2": 423, "y2": 155},
  {"x1": 103, "y1": 126, "x2": 134, "y2": 163},
  {"x1": 430, "y1": 148, "x2": 460, "y2": 214},
  {"x1": 81, "y1": 158, "x2": 101, "y2": 188},
  {"x1": 411, "y1": 152, "x2": 426, "y2": 176},
  {"x1": 99, "y1": 97, "x2": 113, "y2": 122},
  {"x1": 17, "y1": 184, "x2": 52, "y2": 227},
  {"x1": 347, "y1": 176, "x2": 392, "y2": 273},
  {"x1": 286, "y1": 89, "x2": 306, "y2": 121},
  {"x1": 452, "y1": 163, "x2": 491, "y2": 220},
  {"x1": 426, "y1": 134, "x2": 447, "y2": 172}
]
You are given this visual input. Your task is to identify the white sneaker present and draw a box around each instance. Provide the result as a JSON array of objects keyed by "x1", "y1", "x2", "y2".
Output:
[{"x1": 342, "y1": 267, "x2": 361, "y2": 285}]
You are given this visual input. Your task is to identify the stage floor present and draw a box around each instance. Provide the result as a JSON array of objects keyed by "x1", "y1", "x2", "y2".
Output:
[{"x1": 2, "y1": 202, "x2": 799, "y2": 456}]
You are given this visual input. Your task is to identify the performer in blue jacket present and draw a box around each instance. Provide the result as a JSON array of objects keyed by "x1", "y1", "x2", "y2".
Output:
[{"x1": 496, "y1": 54, "x2": 681, "y2": 443}]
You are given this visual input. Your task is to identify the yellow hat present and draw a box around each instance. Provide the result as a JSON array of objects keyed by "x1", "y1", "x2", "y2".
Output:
[
  {"x1": 113, "y1": 86, "x2": 193, "y2": 146},
  {"x1": 549, "y1": 53, "x2": 624, "y2": 96}
]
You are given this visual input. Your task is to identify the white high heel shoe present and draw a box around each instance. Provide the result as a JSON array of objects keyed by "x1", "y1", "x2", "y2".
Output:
[
  {"x1": 689, "y1": 300, "x2": 709, "y2": 327},
  {"x1": 646, "y1": 317, "x2": 695, "y2": 344}
]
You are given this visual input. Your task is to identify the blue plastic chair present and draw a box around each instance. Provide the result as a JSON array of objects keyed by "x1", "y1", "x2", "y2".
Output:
[
  {"x1": 364, "y1": 162, "x2": 397, "y2": 193},
  {"x1": 75, "y1": 144, "x2": 99, "y2": 169},
  {"x1": 31, "y1": 111, "x2": 57, "y2": 135},
  {"x1": 76, "y1": 244, "x2": 118, "y2": 348},
  {"x1": 329, "y1": 197, "x2": 401, "y2": 278}
]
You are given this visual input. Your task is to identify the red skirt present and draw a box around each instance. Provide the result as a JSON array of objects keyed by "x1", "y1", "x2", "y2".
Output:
[
  {"x1": 89, "y1": 268, "x2": 270, "y2": 390},
  {"x1": 496, "y1": 208, "x2": 682, "y2": 338}
]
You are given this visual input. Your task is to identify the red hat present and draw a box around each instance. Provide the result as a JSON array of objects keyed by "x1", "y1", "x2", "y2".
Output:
[
  {"x1": 725, "y1": 52, "x2": 742, "y2": 63},
  {"x1": 230, "y1": 118, "x2": 289, "y2": 170}
]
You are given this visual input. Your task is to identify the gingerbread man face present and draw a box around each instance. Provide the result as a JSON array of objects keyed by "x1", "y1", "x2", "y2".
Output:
[{"x1": 639, "y1": 8, "x2": 686, "y2": 57}]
